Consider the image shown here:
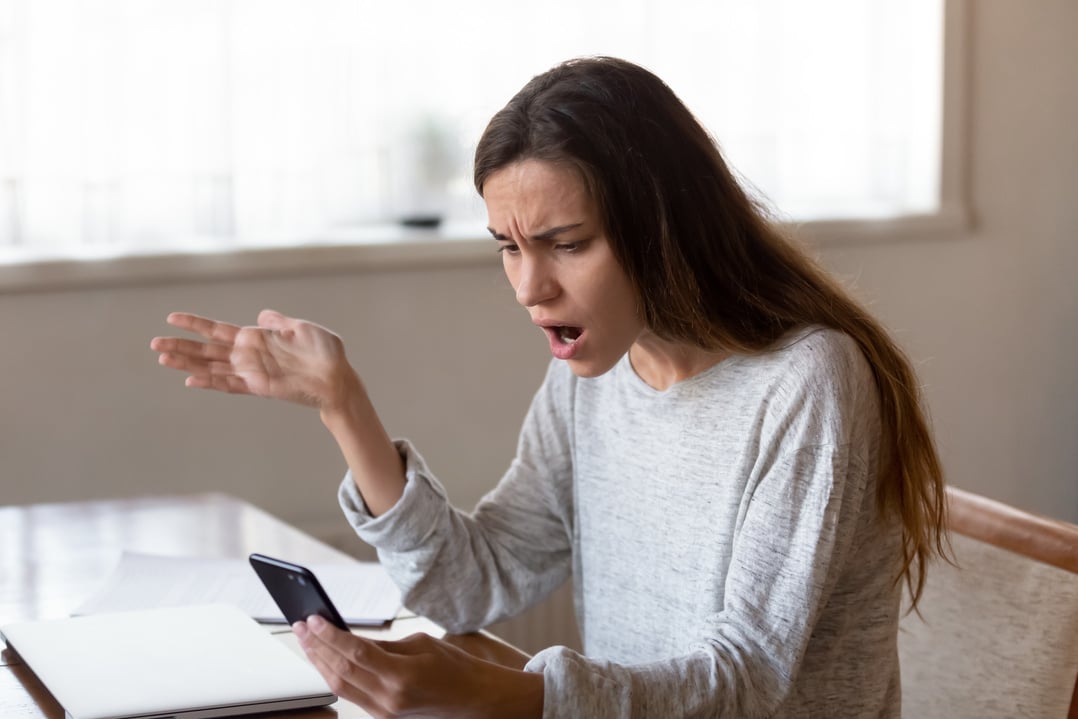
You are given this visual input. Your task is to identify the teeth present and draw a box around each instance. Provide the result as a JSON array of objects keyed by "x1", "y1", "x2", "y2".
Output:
[{"x1": 559, "y1": 327, "x2": 579, "y2": 344}]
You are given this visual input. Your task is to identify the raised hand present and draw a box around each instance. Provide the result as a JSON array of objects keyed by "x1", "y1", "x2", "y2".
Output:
[{"x1": 150, "y1": 310, "x2": 358, "y2": 411}]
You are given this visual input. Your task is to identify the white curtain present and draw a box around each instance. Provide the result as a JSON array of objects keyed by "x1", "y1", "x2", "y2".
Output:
[{"x1": 0, "y1": 0, "x2": 942, "y2": 256}]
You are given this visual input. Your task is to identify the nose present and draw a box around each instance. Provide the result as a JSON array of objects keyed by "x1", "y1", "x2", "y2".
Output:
[{"x1": 513, "y1": 254, "x2": 559, "y2": 307}]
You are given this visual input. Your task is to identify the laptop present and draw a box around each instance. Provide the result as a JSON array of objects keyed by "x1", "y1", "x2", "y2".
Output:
[{"x1": 0, "y1": 603, "x2": 336, "y2": 719}]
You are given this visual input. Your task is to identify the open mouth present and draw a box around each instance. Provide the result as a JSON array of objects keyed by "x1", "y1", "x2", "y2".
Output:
[{"x1": 556, "y1": 326, "x2": 582, "y2": 345}]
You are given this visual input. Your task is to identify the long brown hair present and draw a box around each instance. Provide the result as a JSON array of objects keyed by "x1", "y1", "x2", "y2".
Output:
[{"x1": 474, "y1": 56, "x2": 947, "y2": 607}]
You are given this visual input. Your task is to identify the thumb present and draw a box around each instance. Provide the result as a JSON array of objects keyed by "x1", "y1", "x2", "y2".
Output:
[
  {"x1": 257, "y1": 309, "x2": 289, "y2": 330},
  {"x1": 256, "y1": 309, "x2": 297, "y2": 343}
]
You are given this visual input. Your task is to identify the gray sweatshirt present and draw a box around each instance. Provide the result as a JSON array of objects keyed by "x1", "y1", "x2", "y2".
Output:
[{"x1": 340, "y1": 327, "x2": 903, "y2": 717}]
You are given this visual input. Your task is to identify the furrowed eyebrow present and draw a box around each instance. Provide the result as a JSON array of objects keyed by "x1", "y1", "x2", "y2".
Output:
[
  {"x1": 487, "y1": 223, "x2": 584, "y2": 242},
  {"x1": 533, "y1": 223, "x2": 584, "y2": 241}
]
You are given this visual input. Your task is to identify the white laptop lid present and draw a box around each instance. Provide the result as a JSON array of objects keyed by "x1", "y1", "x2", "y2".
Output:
[{"x1": 0, "y1": 603, "x2": 335, "y2": 719}]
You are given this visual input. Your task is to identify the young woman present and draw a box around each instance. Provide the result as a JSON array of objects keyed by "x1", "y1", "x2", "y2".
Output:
[{"x1": 152, "y1": 57, "x2": 947, "y2": 718}]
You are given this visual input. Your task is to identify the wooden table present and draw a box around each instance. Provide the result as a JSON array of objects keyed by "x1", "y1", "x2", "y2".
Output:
[{"x1": 0, "y1": 493, "x2": 527, "y2": 718}]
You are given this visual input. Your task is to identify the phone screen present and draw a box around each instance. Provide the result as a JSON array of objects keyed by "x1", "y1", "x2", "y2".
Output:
[{"x1": 249, "y1": 553, "x2": 350, "y2": 631}]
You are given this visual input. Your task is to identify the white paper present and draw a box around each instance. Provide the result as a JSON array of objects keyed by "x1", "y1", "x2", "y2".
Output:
[{"x1": 73, "y1": 551, "x2": 402, "y2": 626}]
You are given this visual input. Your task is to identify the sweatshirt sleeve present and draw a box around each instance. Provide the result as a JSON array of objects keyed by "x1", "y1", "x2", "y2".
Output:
[{"x1": 338, "y1": 361, "x2": 577, "y2": 633}]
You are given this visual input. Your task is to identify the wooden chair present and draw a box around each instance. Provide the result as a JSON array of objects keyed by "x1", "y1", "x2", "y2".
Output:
[{"x1": 898, "y1": 486, "x2": 1078, "y2": 718}]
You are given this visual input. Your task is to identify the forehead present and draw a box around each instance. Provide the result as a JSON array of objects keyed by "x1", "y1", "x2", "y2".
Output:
[{"x1": 483, "y1": 160, "x2": 595, "y2": 228}]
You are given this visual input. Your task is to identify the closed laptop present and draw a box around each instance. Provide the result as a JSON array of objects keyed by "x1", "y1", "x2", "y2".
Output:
[{"x1": 0, "y1": 603, "x2": 336, "y2": 719}]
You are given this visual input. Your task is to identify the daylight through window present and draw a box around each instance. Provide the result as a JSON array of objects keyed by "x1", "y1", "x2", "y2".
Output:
[{"x1": 0, "y1": 0, "x2": 944, "y2": 260}]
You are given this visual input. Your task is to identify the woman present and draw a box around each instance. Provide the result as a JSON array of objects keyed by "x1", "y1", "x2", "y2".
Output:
[{"x1": 152, "y1": 57, "x2": 947, "y2": 717}]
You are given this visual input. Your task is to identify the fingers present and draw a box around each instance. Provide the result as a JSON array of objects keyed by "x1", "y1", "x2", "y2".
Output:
[
  {"x1": 152, "y1": 314, "x2": 239, "y2": 365},
  {"x1": 150, "y1": 337, "x2": 231, "y2": 362},
  {"x1": 155, "y1": 343, "x2": 243, "y2": 387},
  {"x1": 165, "y1": 312, "x2": 241, "y2": 343},
  {"x1": 294, "y1": 619, "x2": 391, "y2": 713},
  {"x1": 302, "y1": 615, "x2": 388, "y2": 662},
  {"x1": 152, "y1": 314, "x2": 252, "y2": 394},
  {"x1": 183, "y1": 373, "x2": 251, "y2": 395}
]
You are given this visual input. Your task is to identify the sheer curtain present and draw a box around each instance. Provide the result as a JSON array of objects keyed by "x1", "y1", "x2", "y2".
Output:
[{"x1": 0, "y1": 0, "x2": 942, "y2": 258}]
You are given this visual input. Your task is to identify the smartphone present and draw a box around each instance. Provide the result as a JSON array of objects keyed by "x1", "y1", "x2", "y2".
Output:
[{"x1": 248, "y1": 553, "x2": 350, "y2": 631}]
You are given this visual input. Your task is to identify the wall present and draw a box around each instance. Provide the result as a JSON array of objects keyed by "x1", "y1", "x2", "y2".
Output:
[
  {"x1": 0, "y1": 262, "x2": 550, "y2": 542},
  {"x1": 0, "y1": 0, "x2": 1075, "y2": 649},
  {"x1": 823, "y1": 0, "x2": 1078, "y2": 517}
]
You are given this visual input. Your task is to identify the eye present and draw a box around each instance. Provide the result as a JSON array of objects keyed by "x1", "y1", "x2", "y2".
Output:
[
  {"x1": 496, "y1": 243, "x2": 519, "y2": 255},
  {"x1": 555, "y1": 241, "x2": 583, "y2": 253}
]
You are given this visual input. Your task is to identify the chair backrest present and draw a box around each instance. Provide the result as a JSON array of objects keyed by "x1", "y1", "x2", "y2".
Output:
[{"x1": 898, "y1": 486, "x2": 1078, "y2": 718}]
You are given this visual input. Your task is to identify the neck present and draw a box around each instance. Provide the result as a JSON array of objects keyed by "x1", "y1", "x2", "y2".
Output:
[{"x1": 628, "y1": 334, "x2": 729, "y2": 391}]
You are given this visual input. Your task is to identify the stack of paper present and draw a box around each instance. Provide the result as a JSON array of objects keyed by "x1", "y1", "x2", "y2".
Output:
[{"x1": 73, "y1": 551, "x2": 402, "y2": 625}]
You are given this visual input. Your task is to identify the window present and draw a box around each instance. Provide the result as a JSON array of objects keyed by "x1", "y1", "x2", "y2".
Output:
[{"x1": 0, "y1": 0, "x2": 955, "y2": 267}]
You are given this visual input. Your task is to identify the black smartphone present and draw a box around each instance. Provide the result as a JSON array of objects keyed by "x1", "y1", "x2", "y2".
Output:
[{"x1": 249, "y1": 553, "x2": 350, "y2": 631}]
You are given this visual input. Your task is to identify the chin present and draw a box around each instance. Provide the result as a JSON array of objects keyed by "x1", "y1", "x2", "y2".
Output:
[{"x1": 565, "y1": 356, "x2": 620, "y2": 379}]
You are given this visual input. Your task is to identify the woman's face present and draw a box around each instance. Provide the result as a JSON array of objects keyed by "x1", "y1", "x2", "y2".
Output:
[{"x1": 484, "y1": 159, "x2": 644, "y2": 378}]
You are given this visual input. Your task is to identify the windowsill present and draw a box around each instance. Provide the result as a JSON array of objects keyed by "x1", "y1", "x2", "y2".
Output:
[
  {"x1": 0, "y1": 208, "x2": 971, "y2": 295},
  {"x1": 0, "y1": 221, "x2": 500, "y2": 294},
  {"x1": 794, "y1": 203, "x2": 971, "y2": 247}
]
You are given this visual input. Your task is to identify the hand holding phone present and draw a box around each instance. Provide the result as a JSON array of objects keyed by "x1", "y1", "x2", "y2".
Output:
[{"x1": 249, "y1": 553, "x2": 349, "y2": 631}]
